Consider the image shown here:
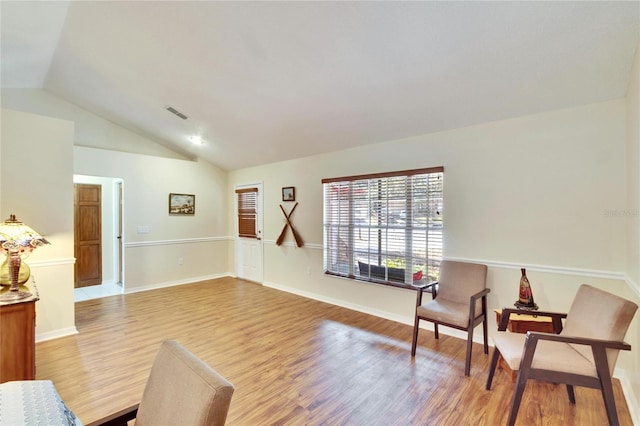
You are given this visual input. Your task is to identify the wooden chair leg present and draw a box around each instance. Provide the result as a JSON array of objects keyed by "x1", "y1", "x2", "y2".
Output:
[
  {"x1": 596, "y1": 368, "x2": 620, "y2": 426},
  {"x1": 481, "y1": 296, "x2": 489, "y2": 355},
  {"x1": 593, "y1": 346, "x2": 620, "y2": 426},
  {"x1": 507, "y1": 370, "x2": 528, "y2": 426},
  {"x1": 482, "y1": 316, "x2": 489, "y2": 355},
  {"x1": 465, "y1": 326, "x2": 474, "y2": 376},
  {"x1": 600, "y1": 376, "x2": 620, "y2": 426},
  {"x1": 411, "y1": 316, "x2": 420, "y2": 356},
  {"x1": 566, "y1": 385, "x2": 575, "y2": 404},
  {"x1": 434, "y1": 323, "x2": 439, "y2": 339},
  {"x1": 485, "y1": 348, "x2": 501, "y2": 390}
]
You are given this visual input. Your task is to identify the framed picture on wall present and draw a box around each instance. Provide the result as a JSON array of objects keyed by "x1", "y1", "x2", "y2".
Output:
[
  {"x1": 169, "y1": 193, "x2": 195, "y2": 215},
  {"x1": 282, "y1": 187, "x2": 295, "y2": 202}
]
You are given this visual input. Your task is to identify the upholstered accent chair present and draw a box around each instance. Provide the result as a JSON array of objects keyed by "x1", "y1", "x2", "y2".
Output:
[
  {"x1": 89, "y1": 340, "x2": 234, "y2": 426},
  {"x1": 486, "y1": 284, "x2": 638, "y2": 426},
  {"x1": 411, "y1": 260, "x2": 489, "y2": 376}
]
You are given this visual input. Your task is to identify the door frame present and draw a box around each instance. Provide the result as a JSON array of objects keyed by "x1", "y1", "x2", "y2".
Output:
[
  {"x1": 72, "y1": 175, "x2": 125, "y2": 296},
  {"x1": 114, "y1": 179, "x2": 125, "y2": 288},
  {"x1": 235, "y1": 182, "x2": 264, "y2": 283}
]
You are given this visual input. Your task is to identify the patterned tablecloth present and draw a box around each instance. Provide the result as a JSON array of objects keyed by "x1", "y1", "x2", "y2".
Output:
[{"x1": 0, "y1": 380, "x2": 82, "y2": 425}]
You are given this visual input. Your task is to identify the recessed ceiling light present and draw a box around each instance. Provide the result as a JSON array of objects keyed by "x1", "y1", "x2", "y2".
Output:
[{"x1": 190, "y1": 135, "x2": 204, "y2": 145}]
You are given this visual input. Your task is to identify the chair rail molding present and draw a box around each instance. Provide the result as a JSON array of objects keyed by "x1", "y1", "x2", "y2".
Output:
[{"x1": 125, "y1": 236, "x2": 229, "y2": 248}]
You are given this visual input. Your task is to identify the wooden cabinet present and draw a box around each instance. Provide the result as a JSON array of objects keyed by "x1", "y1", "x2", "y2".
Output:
[{"x1": 0, "y1": 287, "x2": 37, "y2": 383}]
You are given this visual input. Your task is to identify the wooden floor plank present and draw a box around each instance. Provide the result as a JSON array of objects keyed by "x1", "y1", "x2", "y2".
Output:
[{"x1": 35, "y1": 278, "x2": 633, "y2": 425}]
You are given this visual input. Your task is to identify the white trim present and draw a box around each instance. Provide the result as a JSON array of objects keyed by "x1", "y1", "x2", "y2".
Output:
[
  {"x1": 264, "y1": 239, "x2": 322, "y2": 250},
  {"x1": 123, "y1": 273, "x2": 231, "y2": 294},
  {"x1": 263, "y1": 279, "x2": 485, "y2": 343},
  {"x1": 36, "y1": 327, "x2": 78, "y2": 343},
  {"x1": 447, "y1": 256, "x2": 625, "y2": 281},
  {"x1": 290, "y1": 245, "x2": 629, "y2": 282},
  {"x1": 263, "y1": 280, "x2": 413, "y2": 325},
  {"x1": 29, "y1": 258, "x2": 76, "y2": 267},
  {"x1": 624, "y1": 274, "x2": 640, "y2": 298},
  {"x1": 125, "y1": 236, "x2": 229, "y2": 248}
]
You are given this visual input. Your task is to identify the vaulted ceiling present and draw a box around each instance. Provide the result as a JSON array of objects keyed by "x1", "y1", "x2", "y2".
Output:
[{"x1": 2, "y1": 1, "x2": 639, "y2": 170}]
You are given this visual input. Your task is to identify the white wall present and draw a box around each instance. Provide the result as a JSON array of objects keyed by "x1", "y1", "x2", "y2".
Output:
[
  {"x1": 625, "y1": 38, "x2": 640, "y2": 418},
  {"x1": 0, "y1": 109, "x2": 76, "y2": 339},
  {"x1": 73, "y1": 147, "x2": 230, "y2": 292},
  {"x1": 627, "y1": 41, "x2": 640, "y2": 299},
  {"x1": 229, "y1": 99, "x2": 640, "y2": 421}
]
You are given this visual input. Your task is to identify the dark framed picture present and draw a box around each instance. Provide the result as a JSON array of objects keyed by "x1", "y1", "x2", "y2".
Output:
[
  {"x1": 169, "y1": 193, "x2": 195, "y2": 215},
  {"x1": 282, "y1": 186, "x2": 295, "y2": 202}
]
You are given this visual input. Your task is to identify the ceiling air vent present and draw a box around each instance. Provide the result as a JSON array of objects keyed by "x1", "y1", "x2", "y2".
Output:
[{"x1": 165, "y1": 106, "x2": 188, "y2": 120}]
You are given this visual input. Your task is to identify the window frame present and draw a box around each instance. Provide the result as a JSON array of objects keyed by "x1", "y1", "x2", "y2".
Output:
[
  {"x1": 322, "y1": 167, "x2": 444, "y2": 289},
  {"x1": 235, "y1": 187, "x2": 259, "y2": 239}
]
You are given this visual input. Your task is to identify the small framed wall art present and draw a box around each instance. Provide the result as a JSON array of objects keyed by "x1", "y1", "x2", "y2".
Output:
[
  {"x1": 169, "y1": 193, "x2": 195, "y2": 215},
  {"x1": 282, "y1": 186, "x2": 295, "y2": 202}
]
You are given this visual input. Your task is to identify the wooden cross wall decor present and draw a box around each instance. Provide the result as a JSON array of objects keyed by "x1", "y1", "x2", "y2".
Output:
[{"x1": 276, "y1": 202, "x2": 303, "y2": 247}]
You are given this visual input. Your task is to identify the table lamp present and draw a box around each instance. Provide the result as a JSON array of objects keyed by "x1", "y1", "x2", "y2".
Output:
[{"x1": 0, "y1": 214, "x2": 49, "y2": 301}]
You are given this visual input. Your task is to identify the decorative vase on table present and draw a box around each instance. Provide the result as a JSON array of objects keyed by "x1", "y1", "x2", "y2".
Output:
[{"x1": 514, "y1": 268, "x2": 538, "y2": 310}]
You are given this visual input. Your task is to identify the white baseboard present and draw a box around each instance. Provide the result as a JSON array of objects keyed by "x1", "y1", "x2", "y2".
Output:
[
  {"x1": 123, "y1": 273, "x2": 231, "y2": 294},
  {"x1": 36, "y1": 327, "x2": 78, "y2": 343},
  {"x1": 263, "y1": 280, "x2": 482, "y2": 340},
  {"x1": 263, "y1": 280, "x2": 414, "y2": 326}
]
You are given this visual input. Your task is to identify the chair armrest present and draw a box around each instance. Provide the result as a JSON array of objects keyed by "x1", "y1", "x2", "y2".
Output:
[
  {"x1": 412, "y1": 281, "x2": 438, "y2": 306},
  {"x1": 468, "y1": 288, "x2": 490, "y2": 321},
  {"x1": 525, "y1": 331, "x2": 632, "y2": 351},
  {"x1": 85, "y1": 403, "x2": 140, "y2": 426},
  {"x1": 498, "y1": 308, "x2": 567, "y2": 332},
  {"x1": 469, "y1": 287, "x2": 490, "y2": 303},
  {"x1": 517, "y1": 331, "x2": 632, "y2": 381}
]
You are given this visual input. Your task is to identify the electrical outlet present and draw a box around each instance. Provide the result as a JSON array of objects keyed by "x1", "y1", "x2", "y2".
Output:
[{"x1": 178, "y1": 257, "x2": 184, "y2": 266}]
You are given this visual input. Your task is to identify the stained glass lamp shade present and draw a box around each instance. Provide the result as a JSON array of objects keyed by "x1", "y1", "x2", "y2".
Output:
[{"x1": 0, "y1": 214, "x2": 49, "y2": 301}]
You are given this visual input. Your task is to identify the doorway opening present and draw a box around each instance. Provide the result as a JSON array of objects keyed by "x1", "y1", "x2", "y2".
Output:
[{"x1": 73, "y1": 175, "x2": 124, "y2": 302}]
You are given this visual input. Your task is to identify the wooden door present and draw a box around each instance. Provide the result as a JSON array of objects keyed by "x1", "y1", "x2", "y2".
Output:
[{"x1": 74, "y1": 184, "x2": 102, "y2": 288}]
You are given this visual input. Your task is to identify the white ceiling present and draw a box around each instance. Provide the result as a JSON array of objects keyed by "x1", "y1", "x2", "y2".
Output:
[{"x1": 2, "y1": 1, "x2": 639, "y2": 171}]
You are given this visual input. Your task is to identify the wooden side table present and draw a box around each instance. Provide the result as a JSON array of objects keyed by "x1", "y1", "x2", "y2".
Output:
[
  {"x1": 0, "y1": 282, "x2": 38, "y2": 383},
  {"x1": 494, "y1": 308, "x2": 555, "y2": 381}
]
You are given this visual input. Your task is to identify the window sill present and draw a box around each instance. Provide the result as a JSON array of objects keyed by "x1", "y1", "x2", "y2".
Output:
[{"x1": 324, "y1": 271, "x2": 432, "y2": 291}]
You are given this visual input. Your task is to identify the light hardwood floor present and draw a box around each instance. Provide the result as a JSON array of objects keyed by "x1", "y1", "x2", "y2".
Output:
[{"x1": 36, "y1": 277, "x2": 633, "y2": 425}]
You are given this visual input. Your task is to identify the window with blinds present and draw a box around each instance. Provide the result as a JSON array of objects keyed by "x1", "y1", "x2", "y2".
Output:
[
  {"x1": 236, "y1": 188, "x2": 258, "y2": 238},
  {"x1": 322, "y1": 167, "x2": 444, "y2": 287}
]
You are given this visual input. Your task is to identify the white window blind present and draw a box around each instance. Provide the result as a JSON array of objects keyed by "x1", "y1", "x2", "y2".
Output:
[
  {"x1": 236, "y1": 188, "x2": 258, "y2": 238},
  {"x1": 322, "y1": 167, "x2": 444, "y2": 287}
]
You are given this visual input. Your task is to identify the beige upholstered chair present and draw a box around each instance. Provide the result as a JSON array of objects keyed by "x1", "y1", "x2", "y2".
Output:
[
  {"x1": 411, "y1": 260, "x2": 489, "y2": 376},
  {"x1": 89, "y1": 340, "x2": 234, "y2": 426},
  {"x1": 486, "y1": 284, "x2": 637, "y2": 426}
]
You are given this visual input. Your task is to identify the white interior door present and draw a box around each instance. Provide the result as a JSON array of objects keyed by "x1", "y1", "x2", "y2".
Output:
[{"x1": 235, "y1": 183, "x2": 263, "y2": 283}]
